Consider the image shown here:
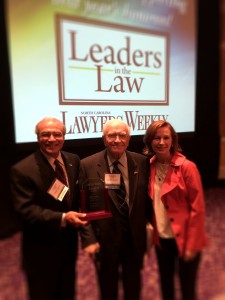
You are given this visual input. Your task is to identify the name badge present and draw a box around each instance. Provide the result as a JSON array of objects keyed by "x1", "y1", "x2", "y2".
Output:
[
  {"x1": 104, "y1": 173, "x2": 121, "y2": 189},
  {"x1": 48, "y1": 178, "x2": 69, "y2": 201}
]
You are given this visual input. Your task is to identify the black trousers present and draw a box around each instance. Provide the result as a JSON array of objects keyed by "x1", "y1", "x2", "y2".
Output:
[
  {"x1": 155, "y1": 238, "x2": 201, "y2": 300},
  {"x1": 96, "y1": 233, "x2": 142, "y2": 300},
  {"x1": 24, "y1": 231, "x2": 78, "y2": 300}
]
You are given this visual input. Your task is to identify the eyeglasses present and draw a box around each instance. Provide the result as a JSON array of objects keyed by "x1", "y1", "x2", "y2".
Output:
[
  {"x1": 39, "y1": 132, "x2": 64, "y2": 139},
  {"x1": 106, "y1": 133, "x2": 128, "y2": 140}
]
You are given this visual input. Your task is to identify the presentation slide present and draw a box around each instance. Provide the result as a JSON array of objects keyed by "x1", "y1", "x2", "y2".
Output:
[{"x1": 5, "y1": 0, "x2": 196, "y2": 143}]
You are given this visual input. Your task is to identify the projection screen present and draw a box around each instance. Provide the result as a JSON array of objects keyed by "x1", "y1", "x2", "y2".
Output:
[{"x1": 5, "y1": 0, "x2": 196, "y2": 143}]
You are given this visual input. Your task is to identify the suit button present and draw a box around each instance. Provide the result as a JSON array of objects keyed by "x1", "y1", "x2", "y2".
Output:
[
  {"x1": 165, "y1": 205, "x2": 169, "y2": 209},
  {"x1": 170, "y1": 218, "x2": 174, "y2": 222}
]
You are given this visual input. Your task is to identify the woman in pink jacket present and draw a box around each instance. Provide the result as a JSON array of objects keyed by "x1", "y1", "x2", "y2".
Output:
[{"x1": 143, "y1": 120, "x2": 208, "y2": 300}]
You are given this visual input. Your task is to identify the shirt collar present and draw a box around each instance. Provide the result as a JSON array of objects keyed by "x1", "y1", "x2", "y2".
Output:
[
  {"x1": 107, "y1": 151, "x2": 127, "y2": 168},
  {"x1": 40, "y1": 149, "x2": 64, "y2": 167}
]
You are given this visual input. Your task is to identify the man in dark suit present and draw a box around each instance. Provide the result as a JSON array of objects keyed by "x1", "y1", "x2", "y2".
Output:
[
  {"x1": 10, "y1": 117, "x2": 87, "y2": 300},
  {"x1": 79, "y1": 119, "x2": 151, "y2": 300}
]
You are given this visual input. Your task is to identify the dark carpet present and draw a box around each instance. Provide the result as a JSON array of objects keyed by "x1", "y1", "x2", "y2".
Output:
[{"x1": 0, "y1": 187, "x2": 225, "y2": 300}]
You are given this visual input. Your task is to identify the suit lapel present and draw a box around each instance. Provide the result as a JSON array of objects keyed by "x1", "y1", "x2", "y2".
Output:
[
  {"x1": 126, "y1": 152, "x2": 139, "y2": 212},
  {"x1": 96, "y1": 150, "x2": 123, "y2": 212},
  {"x1": 96, "y1": 150, "x2": 110, "y2": 182},
  {"x1": 94, "y1": 151, "x2": 122, "y2": 212},
  {"x1": 61, "y1": 152, "x2": 76, "y2": 208},
  {"x1": 35, "y1": 151, "x2": 76, "y2": 209},
  {"x1": 35, "y1": 151, "x2": 55, "y2": 183},
  {"x1": 94, "y1": 151, "x2": 139, "y2": 214},
  {"x1": 61, "y1": 152, "x2": 74, "y2": 187},
  {"x1": 107, "y1": 152, "x2": 139, "y2": 214}
]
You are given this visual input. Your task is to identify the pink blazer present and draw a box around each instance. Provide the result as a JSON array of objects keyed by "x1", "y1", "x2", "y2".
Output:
[{"x1": 149, "y1": 152, "x2": 208, "y2": 256}]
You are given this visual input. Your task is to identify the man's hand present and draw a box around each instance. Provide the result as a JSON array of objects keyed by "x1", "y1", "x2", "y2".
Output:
[
  {"x1": 64, "y1": 211, "x2": 88, "y2": 227},
  {"x1": 83, "y1": 243, "x2": 100, "y2": 260}
]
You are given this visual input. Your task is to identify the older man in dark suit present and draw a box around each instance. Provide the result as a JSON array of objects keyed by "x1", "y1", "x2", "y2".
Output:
[
  {"x1": 10, "y1": 117, "x2": 87, "y2": 300},
  {"x1": 79, "y1": 119, "x2": 151, "y2": 300}
]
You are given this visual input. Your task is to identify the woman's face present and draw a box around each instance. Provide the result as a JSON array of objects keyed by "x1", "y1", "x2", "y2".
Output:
[{"x1": 151, "y1": 126, "x2": 172, "y2": 159}]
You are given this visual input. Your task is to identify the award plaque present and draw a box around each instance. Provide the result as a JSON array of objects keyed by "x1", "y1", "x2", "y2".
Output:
[{"x1": 80, "y1": 178, "x2": 112, "y2": 221}]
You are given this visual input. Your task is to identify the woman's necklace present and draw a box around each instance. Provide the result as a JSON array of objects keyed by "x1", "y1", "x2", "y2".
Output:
[{"x1": 156, "y1": 162, "x2": 169, "y2": 182}]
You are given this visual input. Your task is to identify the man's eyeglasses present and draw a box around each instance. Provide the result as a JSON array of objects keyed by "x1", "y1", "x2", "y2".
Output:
[
  {"x1": 106, "y1": 133, "x2": 128, "y2": 140},
  {"x1": 39, "y1": 132, "x2": 63, "y2": 139}
]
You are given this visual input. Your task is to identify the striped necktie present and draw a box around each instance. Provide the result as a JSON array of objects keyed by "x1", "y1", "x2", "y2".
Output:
[
  {"x1": 112, "y1": 161, "x2": 129, "y2": 227},
  {"x1": 54, "y1": 159, "x2": 70, "y2": 205}
]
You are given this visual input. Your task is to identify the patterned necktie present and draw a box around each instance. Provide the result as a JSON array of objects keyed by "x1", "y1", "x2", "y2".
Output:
[
  {"x1": 112, "y1": 161, "x2": 129, "y2": 228},
  {"x1": 54, "y1": 159, "x2": 70, "y2": 205}
]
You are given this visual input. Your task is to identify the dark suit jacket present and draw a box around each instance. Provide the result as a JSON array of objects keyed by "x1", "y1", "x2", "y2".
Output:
[
  {"x1": 10, "y1": 150, "x2": 80, "y2": 272},
  {"x1": 79, "y1": 149, "x2": 151, "y2": 268}
]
